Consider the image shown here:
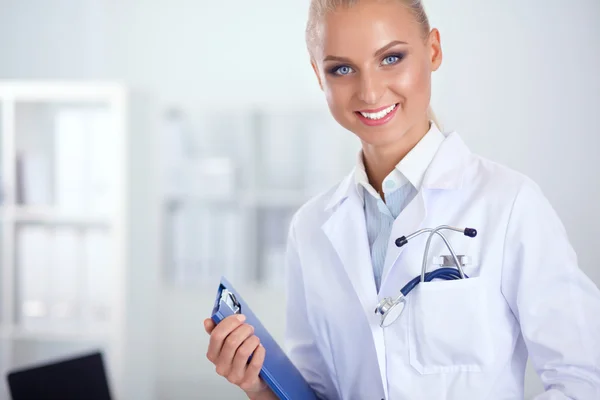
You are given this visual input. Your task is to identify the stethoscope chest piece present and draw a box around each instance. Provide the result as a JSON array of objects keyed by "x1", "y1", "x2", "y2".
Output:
[
  {"x1": 375, "y1": 295, "x2": 406, "y2": 327},
  {"x1": 373, "y1": 225, "x2": 477, "y2": 328}
]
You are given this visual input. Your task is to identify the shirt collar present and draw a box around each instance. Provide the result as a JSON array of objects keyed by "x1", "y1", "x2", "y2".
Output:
[
  {"x1": 325, "y1": 131, "x2": 470, "y2": 212},
  {"x1": 354, "y1": 121, "x2": 446, "y2": 202}
]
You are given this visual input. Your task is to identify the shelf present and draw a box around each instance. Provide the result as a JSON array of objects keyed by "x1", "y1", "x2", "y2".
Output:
[
  {"x1": 241, "y1": 190, "x2": 308, "y2": 208},
  {"x1": 163, "y1": 195, "x2": 237, "y2": 207},
  {"x1": 1, "y1": 206, "x2": 111, "y2": 228},
  {"x1": 1, "y1": 80, "x2": 129, "y2": 399},
  {"x1": 161, "y1": 190, "x2": 309, "y2": 208},
  {"x1": 0, "y1": 81, "x2": 125, "y2": 103},
  {"x1": 0, "y1": 326, "x2": 113, "y2": 343}
]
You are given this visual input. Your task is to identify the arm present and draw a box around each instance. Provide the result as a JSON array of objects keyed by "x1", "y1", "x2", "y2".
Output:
[
  {"x1": 501, "y1": 181, "x2": 600, "y2": 399},
  {"x1": 283, "y1": 216, "x2": 339, "y2": 400}
]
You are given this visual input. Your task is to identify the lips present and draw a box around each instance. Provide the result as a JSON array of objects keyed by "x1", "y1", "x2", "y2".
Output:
[
  {"x1": 355, "y1": 103, "x2": 399, "y2": 126},
  {"x1": 358, "y1": 104, "x2": 397, "y2": 117}
]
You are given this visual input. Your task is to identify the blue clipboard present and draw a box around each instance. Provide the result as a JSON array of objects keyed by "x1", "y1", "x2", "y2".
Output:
[{"x1": 211, "y1": 276, "x2": 319, "y2": 400}]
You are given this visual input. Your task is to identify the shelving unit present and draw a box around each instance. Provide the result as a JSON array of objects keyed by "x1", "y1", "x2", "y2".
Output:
[
  {"x1": 0, "y1": 81, "x2": 127, "y2": 400},
  {"x1": 160, "y1": 106, "x2": 360, "y2": 288}
]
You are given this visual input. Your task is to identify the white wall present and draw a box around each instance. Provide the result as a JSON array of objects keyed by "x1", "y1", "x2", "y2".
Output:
[
  {"x1": 429, "y1": 0, "x2": 600, "y2": 286},
  {"x1": 1, "y1": 0, "x2": 599, "y2": 399}
]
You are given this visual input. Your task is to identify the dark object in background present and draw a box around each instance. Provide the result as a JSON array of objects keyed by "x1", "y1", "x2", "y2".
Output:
[{"x1": 6, "y1": 351, "x2": 112, "y2": 400}]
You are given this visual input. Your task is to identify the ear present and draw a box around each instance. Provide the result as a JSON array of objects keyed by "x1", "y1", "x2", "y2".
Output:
[
  {"x1": 311, "y1": 58, "x2": 324, "y2": 91},
  {"x1": 428, "y1": 28, "x2": 443, "y2": 71}
]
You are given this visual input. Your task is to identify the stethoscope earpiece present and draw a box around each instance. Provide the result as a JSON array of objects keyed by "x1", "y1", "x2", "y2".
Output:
[
  {"x1": 464, "y1": 228, "x2": 477, "y2": 238},
  {"x1": 394, "y1": 236, "x2": 408, "y2": 248}
]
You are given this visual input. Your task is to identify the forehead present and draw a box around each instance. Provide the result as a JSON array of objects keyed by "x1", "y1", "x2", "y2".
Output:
[{"x1": 316, "y1": 1, "x2": 421, "y2": 58}]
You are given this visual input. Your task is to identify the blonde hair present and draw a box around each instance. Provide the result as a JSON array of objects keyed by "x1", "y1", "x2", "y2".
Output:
[{"x1": 305, "y1": 0, "x2": 441, "y2": 129}]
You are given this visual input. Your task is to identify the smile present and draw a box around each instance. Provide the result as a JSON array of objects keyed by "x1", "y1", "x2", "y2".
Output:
[{"x1": 355, "y1": 103, "x2": 399, "y2": 126}]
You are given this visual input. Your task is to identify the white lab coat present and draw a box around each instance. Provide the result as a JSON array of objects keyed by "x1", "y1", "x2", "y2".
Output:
[{"x1": 284, "y1": 131, "x2": 600, "y2": 400}]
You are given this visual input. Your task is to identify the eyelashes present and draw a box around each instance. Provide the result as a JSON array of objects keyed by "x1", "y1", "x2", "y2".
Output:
[
  {"x1": 327, "y1": 52, "x2": 407, "y2": 76},
  {"x1": 382, "y1": 52, "x2": 405, "y2": 65},
  {"x1": 329, "y1": 65, "x2": 353, "y2": 76}
]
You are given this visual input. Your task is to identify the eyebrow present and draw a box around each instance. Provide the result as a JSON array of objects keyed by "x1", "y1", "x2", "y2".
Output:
[{"x1": 323, "y1": 40, "x2": 408, "y2": 63}]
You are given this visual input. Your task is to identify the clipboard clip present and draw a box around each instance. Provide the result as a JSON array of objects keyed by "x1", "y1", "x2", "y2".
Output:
[{"x1": 220, "y1": 288, "x2": 241, "y2": 314}]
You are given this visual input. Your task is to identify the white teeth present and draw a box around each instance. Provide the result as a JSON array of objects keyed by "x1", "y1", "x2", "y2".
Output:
[{"x1": 360, "y1": 104, "x2": 397, "y2": 120}]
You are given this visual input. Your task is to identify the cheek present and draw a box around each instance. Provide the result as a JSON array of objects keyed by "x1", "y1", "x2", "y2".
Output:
[
  {"x1": 390, "y1": 61, "x2": 431, "y2": 105},
  {"x1": 323, "y1": 83, "x2": 358, "y2": 130},
  {"x1": 324, "y1": 82, "x2": 353, "y2": 114}
]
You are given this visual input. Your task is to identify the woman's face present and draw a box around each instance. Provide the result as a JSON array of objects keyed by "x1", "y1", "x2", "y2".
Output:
[{"x1": 311, "y1": 0, "x2": 442, "y2": 148}]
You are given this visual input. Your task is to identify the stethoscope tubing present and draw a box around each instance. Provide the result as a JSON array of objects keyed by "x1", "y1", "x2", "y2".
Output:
[
  {"x1": 375, "y1": 225, "x2": 478, "y2": 327},
  {"x1": 400, "y1": 267, "x2": 468, "y2": 297}
]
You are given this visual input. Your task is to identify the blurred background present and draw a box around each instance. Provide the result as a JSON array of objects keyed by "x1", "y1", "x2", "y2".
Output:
[{"x1": 0, "y1": 0, "x2": 598, "y2": 399}]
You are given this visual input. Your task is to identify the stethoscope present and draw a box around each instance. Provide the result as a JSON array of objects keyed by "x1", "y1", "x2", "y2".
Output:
[{"x1": 374, "y1": 225, "x2": 478, "y2": 327}]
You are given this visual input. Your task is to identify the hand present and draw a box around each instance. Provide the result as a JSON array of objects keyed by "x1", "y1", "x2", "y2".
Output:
[{"x1": 204, "y1": 315, "x2": 268, "y2": 395}]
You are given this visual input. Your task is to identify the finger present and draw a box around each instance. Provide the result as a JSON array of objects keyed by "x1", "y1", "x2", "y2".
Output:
[
  {"x1": 218, "y1": 323, "x2": 255, "y2": 374},
  {"x1": 229, "y1": 335, "x2": 260, "y2": 384},
  {"x1": 240, "y1": 344, "x2": 266, "y2": 392},
  {"x1": 207, "y1": 314, "x2": 246, "y2": 363},
  {"x1": 208, "y1": 315, "x2": 245, "y2": 361},
  {"x1": 204, "y1": 318, "x2": 216, "y2": 334}
]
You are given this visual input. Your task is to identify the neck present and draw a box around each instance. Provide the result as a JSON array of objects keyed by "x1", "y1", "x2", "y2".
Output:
[{"x1": 361, "y1": 119, "x2": 431, "y2": 195}]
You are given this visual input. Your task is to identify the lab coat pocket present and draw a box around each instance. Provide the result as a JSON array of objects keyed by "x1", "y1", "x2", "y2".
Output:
[{"x1": 407, "y1": 276, "x2": 495, "y2": 374}]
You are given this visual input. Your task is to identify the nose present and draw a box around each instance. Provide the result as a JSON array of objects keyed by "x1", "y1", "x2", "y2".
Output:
[{"x1": 357, "y1": 72, "x2": 385, "y2": 105}]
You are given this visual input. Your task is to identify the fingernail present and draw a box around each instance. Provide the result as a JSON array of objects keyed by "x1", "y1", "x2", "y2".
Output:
[{"x1": 237, "y1": 314, "x2": 246, "y2": 322}]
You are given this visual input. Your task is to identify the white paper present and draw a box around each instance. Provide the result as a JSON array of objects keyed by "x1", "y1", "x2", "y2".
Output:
[
  {"x1": 86, "y1": 109, "x2": 116, "y2": 216},
  {"x1": 17, "y1": 227, "x2": 52, "y2": 331},
  {"x1": 20, "y1": 150, "x2": 52, "y2": 206},
  {"x1": 83, "y1": 230, "x2": 113, "y2": 329},
  {"x1": 54, "y1": 109, "x2": 88, "y2": 215},
  {"x1": 54, "y1": 107, "x2": 116, "y2": 216},
  {"x1": 49, "y1": 228, "x2": 81, "y2": 331}
]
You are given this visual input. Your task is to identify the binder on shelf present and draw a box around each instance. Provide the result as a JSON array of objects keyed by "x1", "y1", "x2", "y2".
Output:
[{"x1": 211, "y1": 277, "x2": 319, "y2": 400}]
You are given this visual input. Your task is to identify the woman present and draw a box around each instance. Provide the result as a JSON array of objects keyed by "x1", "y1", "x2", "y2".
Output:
[{"x1": 204, "y1": 1, "x2": 600, "y2": 399}]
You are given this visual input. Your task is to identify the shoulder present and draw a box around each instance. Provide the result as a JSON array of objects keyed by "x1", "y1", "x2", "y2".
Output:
[
  {"x1": 464, "y1": 151, "x2": 558, "y2": 225},
  {"x1": 287, "y1": 172, "x2": 354, "y2": 238},
  {"x1": 433, "y1": 131, "x2": 554, "y2": 220},
  {"x1": 290, "y1": 184, "x2": 342, "y2": 232},
  {"x1": 462, "y1": 146, "x2": 545, "y2": 202}
]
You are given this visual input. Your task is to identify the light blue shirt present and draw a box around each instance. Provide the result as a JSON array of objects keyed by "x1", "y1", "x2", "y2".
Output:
[
  {"x1": 354, "y1": 123, "x2": 446, "y2": 291},
  {"x1": 363, "y1": 185, "x2": 416, "y2": 291}
]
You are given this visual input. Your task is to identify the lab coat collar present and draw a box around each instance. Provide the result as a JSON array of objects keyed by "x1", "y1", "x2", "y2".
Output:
[
  {"x1": 324, "y1": 131, "x2": 470, "y2": 212},
  {"x1": 354, "y1": 121, "x2": 446, "y2": 203}
]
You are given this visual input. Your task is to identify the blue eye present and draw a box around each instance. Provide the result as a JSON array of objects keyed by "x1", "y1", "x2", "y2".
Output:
[
  {"x1": 382, "y1": 53, "x2": 405, "y2": 66},
  {"x1": 332, "y1": 65, "x2": 354, "y2": 76},
  {"x1": 383, "y1": 56, "x2": 398, "y2": 65},
  {"x1": 336, "y1": 66, "x2": 353, "y2": 75}
]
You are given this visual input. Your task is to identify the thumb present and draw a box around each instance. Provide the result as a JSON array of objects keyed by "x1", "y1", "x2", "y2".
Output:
[{"x1": 204, "y1": 318, "x2": 216, "y2": 334}]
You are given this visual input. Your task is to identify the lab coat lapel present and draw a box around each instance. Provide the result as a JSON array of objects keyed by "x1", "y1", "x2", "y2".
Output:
[
  {"x1": 380, "y1": 190, "x2": 427, "y2": 288},
  {"x1": 322, "y1": 178, "x2": 378, "y2": 322},
  {"x1": 322, "y1": 175, "x2": 390, "y2": 399},
  {"x1": 380, "y1": 132, "x2": 470, "y2": 287}
]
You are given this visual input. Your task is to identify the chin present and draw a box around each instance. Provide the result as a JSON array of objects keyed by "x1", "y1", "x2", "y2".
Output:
[
  {"x1": 357, "y1": 129, "x2": 405, "y2": 148},
  {"x1": 350, "y1": 117, "x2": 408, "y2": 148}
]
